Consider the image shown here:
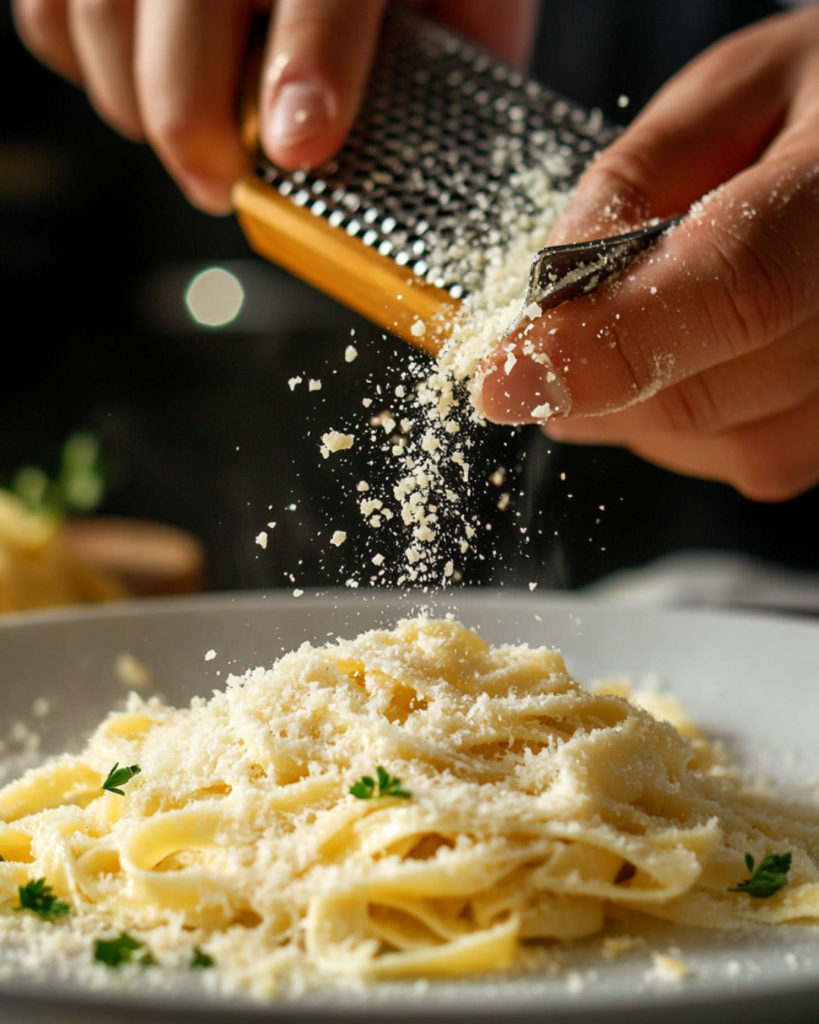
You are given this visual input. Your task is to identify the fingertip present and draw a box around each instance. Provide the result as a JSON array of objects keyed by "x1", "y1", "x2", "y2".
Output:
[
  {"x1": 181, "y1": 174, "x2": 236, "y2": 216},
  {"x1": 474, "y1": 343, "x2": 572, "y2": 425},
  {"x1": 13, "y1": 0, "x2": 83, "y2": 84}
]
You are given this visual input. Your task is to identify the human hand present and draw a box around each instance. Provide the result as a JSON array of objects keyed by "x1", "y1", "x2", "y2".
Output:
[
  {"x1": 476, "y1": 6, "x2": 819, "y2": 502},
  {"x1": 12, "y1": 0, "x2": 539, "y2": 215}
]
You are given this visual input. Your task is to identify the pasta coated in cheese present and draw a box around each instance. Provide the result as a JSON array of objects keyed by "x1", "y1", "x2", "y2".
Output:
[{"x1": 1, "y1": 617, "x2": 819, "y2": 995}]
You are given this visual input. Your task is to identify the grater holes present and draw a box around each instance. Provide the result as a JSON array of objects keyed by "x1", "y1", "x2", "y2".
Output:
[{"x1": 250, "y1": 7, "x2": 615, "y2": 300}]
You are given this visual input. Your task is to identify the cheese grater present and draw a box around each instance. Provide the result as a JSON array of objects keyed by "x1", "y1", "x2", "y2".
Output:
[{"x1": 233, "y1": 6, "x2": 619, "y2": 354}]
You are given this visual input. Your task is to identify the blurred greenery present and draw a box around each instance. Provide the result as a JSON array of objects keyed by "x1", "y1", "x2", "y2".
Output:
[{"x1": 11, "y1": 431, "x2": 106, "y2": 518}]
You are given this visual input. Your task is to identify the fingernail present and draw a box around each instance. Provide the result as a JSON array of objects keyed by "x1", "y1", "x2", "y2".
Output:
[
  {"x1": 270, "y1": 81, "x2": 332, "y2": 149},
  {"x1": 478, "y1": 355, "x2": 572, "y2": 424}
]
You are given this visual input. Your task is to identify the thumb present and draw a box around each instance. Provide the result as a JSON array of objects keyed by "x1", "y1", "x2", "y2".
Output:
[
  {"x1": 475, "y1": 8, "x2": 819, "y2": 424},
  {"x1": 476, "y1": 153, "x2": 819, "y2": 425}
]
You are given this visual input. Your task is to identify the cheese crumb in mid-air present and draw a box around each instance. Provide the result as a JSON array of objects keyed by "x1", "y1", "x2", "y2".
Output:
[
  {"x1": 255, "y1": 532, "x2": 268, "y2": 549},
  {"x1": 345, "y1": 345, "x2": 358, "y2": 362},
  {"x1": 293, "y1": 589, "x2": 304, "y2": 598},
  {"x1": 330, "y1": 531, "x2": 347, "y2": 547},
  {"x1": 320, "y1": 431, "x2": 355, "y2": 459},
  {"x1": 31, "y1": 697, "x2": 50, "y2": 718},
  {"x1": 356, "y1": 481, "x2": 370, "y2": 492},
  {"x1": 288, "y1": 376, "x2": 303, "y2": 390},
  {"x1": 205, "y1": 650, "x2": 217, "y2": 662},
  {"x1": 372, "y1": 553, "x2": 385, "y2": 566},
  {"x1": 115, "y1": 653, "x2": 152, "y2": 689},
  {"x1": 308, "y1": 379, "x2": 322, "y2": 392},
  {"x1": 410, "y1": 319, "x2": 426, "y2": 338},
  {"x1": 647, "y1": 952, "x2": 691, "y2": 984},
  {"x1": 529, "y1": 582, "x2": 537, "y2": 592}
]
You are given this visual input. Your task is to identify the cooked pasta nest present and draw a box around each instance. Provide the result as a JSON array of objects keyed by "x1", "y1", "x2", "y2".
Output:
[{"x1": 1, "y1": 616, "x2": 819, "y2": 995}]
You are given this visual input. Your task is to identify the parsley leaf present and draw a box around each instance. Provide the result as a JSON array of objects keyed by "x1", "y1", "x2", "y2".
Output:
[
  {"x1": 729, "y1": 852, "x2": 792, "y2": 898},
  {"x1": 191, "y1": 946, "x2": 214, "y2": 969},
  {"x1": 14, "y1": 878, "x2": 70, "y2": 921},
  {"x1": 102, "y1": 762, "x2": 141, "y2": 796},
  {"x1": 94, "y1": 932, "x2": 155, "y2": 968},
  {"x1": 350, "y1": 766, "x2": 411, "y2": 800}
]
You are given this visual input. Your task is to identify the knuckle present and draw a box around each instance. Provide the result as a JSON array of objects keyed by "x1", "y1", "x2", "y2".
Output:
[
  {"x1": 707, "y1": 224, "x2": 798, "y2": 355},
  {"x1": 654, "y1": 376, "x2": 720, "y2": 433},
  {"x1": 594, "y1": 317, "x2": 673, "y2": 408}
]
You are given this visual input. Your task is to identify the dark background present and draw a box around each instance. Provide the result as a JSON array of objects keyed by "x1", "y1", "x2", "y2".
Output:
[{"x1": 2, "y1": 0, "x2": 817, "y2": 594}]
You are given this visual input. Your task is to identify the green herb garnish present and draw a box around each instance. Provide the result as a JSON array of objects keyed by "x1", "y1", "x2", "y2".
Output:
[
  {"x1": 14, "y1": 878, "x2": 70, "y2": 921},
  {"x1": 12, "y1": 432, "x2": 107, "y2": 518},
  {"x1": 191, "y1": 946, "x2": 214, "y2": 969},
  {"x1": 350, "y1": 766, "x2": 411, "y2": 800},
  {"x1": 729, "y1": 852, "x2": 792, "y2": 898},
  {"x1": 94, "y1": 932, "x2": 155, "y2": 968},
  {"x1": 102, "y1": 762, "x2": 141, "y2": 796}
]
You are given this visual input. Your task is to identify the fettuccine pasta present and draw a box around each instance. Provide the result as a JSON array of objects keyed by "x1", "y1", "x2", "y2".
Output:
[{"x1": 1, "y1": 616, "x2": 819, "y2": 995}]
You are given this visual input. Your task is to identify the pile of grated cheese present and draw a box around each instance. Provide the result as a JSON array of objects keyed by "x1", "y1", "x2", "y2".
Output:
[{"x1": 3, "y1": 616, "x2": 819, "y2": 1001}]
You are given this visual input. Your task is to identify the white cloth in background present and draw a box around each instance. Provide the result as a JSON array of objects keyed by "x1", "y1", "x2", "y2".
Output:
[{"x1": 584, "y1": 551, "x2": 819, "y2": 615}]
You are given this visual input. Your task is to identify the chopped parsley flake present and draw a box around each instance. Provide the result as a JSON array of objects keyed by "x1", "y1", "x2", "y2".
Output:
[
  {"x1": 729, "y1": 852, "x2": 792, "y2": 898},
  {"x1": 14, "y1": 878, "x2": 70, "y2": 921},
  {"x1": 191, "y1": 946, "x2": 214, "y2": 968},
  {"x1": 350, "y1": 766, "x2": 411, "y2": 800},
  {"x1": 94, "y1": 932, "x2": 155, "y2": 968},
  {"x1": 102, "y1": 762, "x2": 141, "y2": 796}
]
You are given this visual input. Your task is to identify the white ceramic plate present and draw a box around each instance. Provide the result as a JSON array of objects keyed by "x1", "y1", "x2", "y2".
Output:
[{"x1": 1, "y1": 590, "x2": 818, "y2": 1024}]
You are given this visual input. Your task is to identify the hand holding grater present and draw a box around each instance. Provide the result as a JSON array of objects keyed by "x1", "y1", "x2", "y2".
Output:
[{"x1": 233, "y1": 6, "x2": 675, "y2": 354}]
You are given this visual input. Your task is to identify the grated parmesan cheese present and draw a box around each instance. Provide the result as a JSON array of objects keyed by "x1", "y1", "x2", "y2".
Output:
[
  {"x1": 319, "y1": 431, "x2": 355, "y2": 459},
  {"x1": 3, "y1": 618, "x2": 816, "y2": 998}
]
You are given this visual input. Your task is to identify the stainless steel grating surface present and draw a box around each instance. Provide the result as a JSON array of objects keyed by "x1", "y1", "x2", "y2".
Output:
[{"x1": 254, "y1": 6, "x2": 617, "y2": 301}]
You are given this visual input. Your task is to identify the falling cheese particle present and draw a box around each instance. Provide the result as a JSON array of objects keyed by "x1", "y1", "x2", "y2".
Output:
[{"x1": 320, "y1": 431, "x2": 355, "y2": 459}]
